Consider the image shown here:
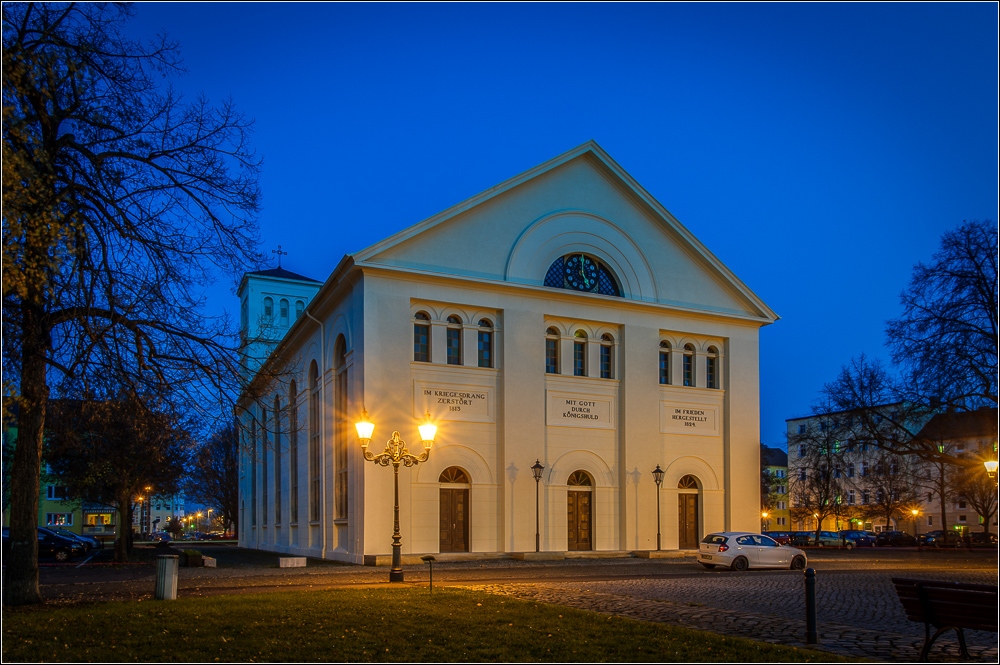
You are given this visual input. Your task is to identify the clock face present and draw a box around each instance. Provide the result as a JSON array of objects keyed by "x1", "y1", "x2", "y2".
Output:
[{"x1": 564, "y1": 254, "x2": 599, "y2": 291}]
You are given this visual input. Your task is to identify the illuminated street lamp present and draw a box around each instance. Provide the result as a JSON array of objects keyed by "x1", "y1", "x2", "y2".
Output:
[
  {"x1": 531, "y1": 460, "x2": 545, "y2": 552},
  {"x1": 761, "y1": 511, "x2": 770, "y2": 532},
  {"x1": 985, "y1": 459, "x2": 999, "y2": 480},
  {"x1": 652, "y1": 465, "x2": 664, "y2": 550},
  {"x1": 356, "y1": 409, "x2": 436, "y2": 583},
  {"x1": 910, "y1": 508, "x2": 920, "y2": 537}
]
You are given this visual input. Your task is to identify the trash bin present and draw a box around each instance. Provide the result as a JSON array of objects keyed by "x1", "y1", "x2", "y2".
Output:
[{"x1": 155, "y1": 554, "x2": 179, "y2": 600}]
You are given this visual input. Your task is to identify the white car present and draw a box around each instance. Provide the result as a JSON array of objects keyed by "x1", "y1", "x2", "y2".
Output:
[{"x1": 699, "y1": 532, "x2": 807, "y2": 571}]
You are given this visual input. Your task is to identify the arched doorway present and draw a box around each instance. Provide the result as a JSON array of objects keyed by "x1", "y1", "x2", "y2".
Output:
[
  {"x1": 439, "y1": 467, "x2": 470, "y2": 552},
  {"x1": 677, "y1": 474, "x2": 700, "y2": 549},
  {"x1": 567, "y1": 470, "x2": 593, "y2": 551}
]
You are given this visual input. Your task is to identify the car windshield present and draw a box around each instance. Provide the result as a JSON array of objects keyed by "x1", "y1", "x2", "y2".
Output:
[{"x1": 701, "y1": 534, "x2": 727, "y2": 545}]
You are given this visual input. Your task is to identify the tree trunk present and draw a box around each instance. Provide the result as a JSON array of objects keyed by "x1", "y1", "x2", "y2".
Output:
[
  {"x1": 115, "y1": 499, "x2": 131, "y2": 563},
  {"x1": 3, "y1": 301, "x2": 50, "y2": 606}
]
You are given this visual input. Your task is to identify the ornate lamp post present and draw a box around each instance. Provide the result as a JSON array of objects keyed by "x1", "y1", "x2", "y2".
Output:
[
  {"x1": 356, "y1": 409, "x2": 436, "y2": 583},
  {"x1": 531, "y1": 460, "x2": 544, "y2": 552},
  {"x1": 652, "y1": 465, "x2": 664, "y2": 550},
  {"x1": 985, "y1": 459, "x2": 999, "y2": 485}
]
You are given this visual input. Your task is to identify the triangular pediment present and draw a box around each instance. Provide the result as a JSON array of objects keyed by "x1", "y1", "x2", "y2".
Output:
[{"x1": 353, "y1": 142, "x2": 777, "y2": 323}]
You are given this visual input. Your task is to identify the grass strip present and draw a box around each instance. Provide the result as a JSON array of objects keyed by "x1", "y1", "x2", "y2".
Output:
[{"x1": 3, "y1": 586, "x2": 849, "y2": 662}]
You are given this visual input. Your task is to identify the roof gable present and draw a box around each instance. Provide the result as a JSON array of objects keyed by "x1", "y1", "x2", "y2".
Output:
[{"x1": 354, "y1": 141, "x2": 777, "y2": 322}]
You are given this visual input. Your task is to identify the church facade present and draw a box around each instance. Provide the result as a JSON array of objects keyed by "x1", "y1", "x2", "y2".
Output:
[{"x1": 236, "y1": 142, "x2": 777, "y2": 562}]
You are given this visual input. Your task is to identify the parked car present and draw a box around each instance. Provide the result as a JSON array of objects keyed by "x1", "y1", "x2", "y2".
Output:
[
  {"x1": 762, "y1": 531, "x2": 791, "y2": 545},
  {"x1": 814, "y1": 530, "x2": 844, "y2": 547},
  {"x1": 789, "y1": 531, "x2": 815, "y2": 547},
  {"x1": 699, "y1": 532, "x2": 808, "y2": 571},
  {"x1": 149, "y1": 531, "x2": 172, "y2": 543},
  {"x1": 46, "y1": 528, "x2": 101, "y2": 551},
  {"x1": 918, "y1": 530, "x2": 963, "y2": 548},
  {"x1": 968, "y1": 532, "x2": 998, "y2": 548},
  {"x1": 839, "y1": 530, "x2": 875, "y2": 548},
  {"x1": 36, "y1": 527, "x2": 86, "y2": 561},
  {"x1": 875, "y1": 530, "x2": 917, "y2": 547}
]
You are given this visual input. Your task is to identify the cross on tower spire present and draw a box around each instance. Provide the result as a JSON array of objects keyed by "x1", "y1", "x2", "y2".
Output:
[{"x1": 271, "y1": 244, "x2": 288, "y2": 268}]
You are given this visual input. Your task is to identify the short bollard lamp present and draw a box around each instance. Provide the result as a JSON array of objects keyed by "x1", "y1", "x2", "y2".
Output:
[
  {"x1": 531, "y1": 460, "x2": 544, "y2": 552},
  {"x1": 652, "y1": 464, "x2": 665, "y2": 551},
  {"x1": 356, "y1": 408, "x2": 437, "y2": 582}
]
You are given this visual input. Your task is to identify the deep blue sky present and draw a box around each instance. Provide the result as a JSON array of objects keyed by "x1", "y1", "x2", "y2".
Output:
[{"x1": 127, "y1": 3, "x2": 998, "y2": 447}]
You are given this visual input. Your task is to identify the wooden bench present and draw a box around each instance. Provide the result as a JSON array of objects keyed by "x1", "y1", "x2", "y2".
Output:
[{"x1": 891, "y1": 577, "x2": 998, "y2": 661}]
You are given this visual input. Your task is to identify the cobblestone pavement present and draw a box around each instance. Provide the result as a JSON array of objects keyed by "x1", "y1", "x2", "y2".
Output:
[{"x1": 455, "y1": 569, "x2": 999, "y2": 663}]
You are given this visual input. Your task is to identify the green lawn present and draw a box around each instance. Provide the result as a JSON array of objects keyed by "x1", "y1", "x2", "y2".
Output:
[{"x1": 3, "y1": 587, "x2": 848, "y2": 662}]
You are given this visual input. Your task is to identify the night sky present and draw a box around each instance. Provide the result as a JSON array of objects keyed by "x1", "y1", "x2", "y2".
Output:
[{"x1": 126, "y1": 3, "x2": 998, "y2": 446}]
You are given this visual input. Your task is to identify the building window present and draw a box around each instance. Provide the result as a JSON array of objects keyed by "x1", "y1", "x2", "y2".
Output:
[
  {"x1": 241, "y1": 298, "x2": 249, "y2": 330},
  {"x1": 797, "y1": 444, "x2": 805, "y2": 458},
  {"x1": 262, "y1": 408, "x2": 269, "y2": 526},
  {"x1": 46, "y1": 513, "x2": 73, "y2": 526},
  {"x1": 279, "y1": 299, "x2": 289, "y2": 326},
  {"x1": 573, "y1": 331, "x2": 587, "y2": 376},
  {"x1": 777, "y1": 501, "x2": 786, "y2": 510},
  {"x1": 777, "y1": 517, "x2": 787, "y2": 526},
  {"x1": 295, "y1": 300, "x2": 304, "y2": 320},
  {"x1": 776, "y1": 469, "x2": 786, "y2": 478},
  {"x1": 862, "y1": 490, "x2": 870, "y2": 505},
  {"x1": 413, "y1": 312, "x2": 430, "y2": 362},
  {"x1": 545, "y1": 327, "x2": 559, "y2": 374},
  {"x1": 600, "y1": 334, "x2": 614, "y2": 379},
  {"x1": 959, "y1": 515, "x2": 967, "y2": 522},
  {"x1": 682, "y1": 344, "x2": 694, "y2": 386},
  {"x1": 309, "y1": 362, "x2": 321, "y2": 522},
  {"x1": 658, "y1": 341, "x2": 671, "y2": 384},
  {"x1": 263, "y1": 297, "x2": 273, "y2": 319},
  {"x1": 273, "y1": 395, "x2": 282, "y2": 526},
  {"x1": 250, "y1": 418, "x2": 257, "y2": 527},
  {"x1": 927, "y1": 516, "x2": 933, "y2": 526},
  {"x1": 958, "y1": 499, "x2": 967, "y2": 509},
  {"x1": 289, "y1": 381, "x2": 299, "y2": 524},
  {"x1": 706, "y1": 346, "x2": 719, "y2": 389},
  {"x1": 46, "y1": 485, "x2": 69, "y2": 500},
  {"x1": 477, "y1": 319, "x2": 493, "y2": 368},
  {"x1": 798, "y1": 424, "x2": 806, "y2": 434},
  {"x1": 446, "y1": 315, "x2": 462, "y2": 365},
  {"x1": 848, "y1": 490, "x2": 856, "y2": 505},
  {"x1": 335, "y1": 337, "x2": 349, "y2": 520}
]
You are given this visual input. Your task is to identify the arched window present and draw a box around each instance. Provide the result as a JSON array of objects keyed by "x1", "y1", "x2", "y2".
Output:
[
  {"x1": 446, "y1": 315, "x2": 462, "y2": 365},
  {"x1": 288, "y1": 380, "x2": 299, "y2": 523},
  {"x1": 683, "y1": 344, "x2": 695, "y2": 387},
  {"x1": 439, "y1": 467, "x2": 470, "y2": 484},
  {"x1": 477, "y1": 319, "x2": 493, "y2": 368},
  {"x1": 600, "y1": 334, "x2": 614, "y2": 379},
  {"x1": 543, "y1": 254, "x2": 621, "y2": 297},
  {"x1": 659, "y1": 341, "x2": 671, "y2": 385},
  {"x1": 413, "y1": 312, "x2": 430, "y2": 362},
  {"x1": 295, "y1": 300, "x2": 304, "y2": 320},
  {"x1": 573, "y1": 330, "x2": 587, "y2": 377},
  {"x1": 273, "y1": 395, "x2": 282, "y2": 526},
  {"x1": 279, "y1": 299, "x2": 289, "y2": 326},
  {"x1": 545, "y1": 327, "x2": 560, "y2": 374},
  {"x1": 568, "y1": 470, "x2": 593, "y2": 486},
  {"x1": 261, "y1": 407, "x2": 268, "y2": 526},
  {"x1": 309, "y1": 361, "x2": 321, "y2": 522},
  {"x1": 678, "y1": 475, "x2": 699, "y2": 489},
  {"x1": 263, "y1": 297, "x2": 274, "y2": 319},
  {"x1": 334, "y1": 335, "x2": 348, "y2": 520},
  {"x1": 706, "y1": 346, "x2": 719, "y2": 389}
]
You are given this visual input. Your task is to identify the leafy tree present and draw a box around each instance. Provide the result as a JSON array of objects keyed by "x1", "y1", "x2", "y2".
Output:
[
  {"x1": 184, "y1": 423, "x2": 239, "y2": 537},
  {"x1": 3, "y1": 3, "x2": 262, "y2": 604},
  {"x1": 43, "y1": 395, "x2": 190, "y2": 562}
]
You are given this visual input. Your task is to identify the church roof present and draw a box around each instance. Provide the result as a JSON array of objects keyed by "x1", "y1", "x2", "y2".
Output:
[{"x1": 246, "y1": 267, "x2": 320, "y2": 283}]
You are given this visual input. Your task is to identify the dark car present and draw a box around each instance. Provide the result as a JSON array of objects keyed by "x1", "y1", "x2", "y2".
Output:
[
  {"x1": 47, "y1": 527, "x2": 101, "y2": 551},
  {"x1": 763, "y1": 531, "x2": 791, "y2": 545},
  {"x1": 918, "y1": 530, "x2": 963, "y2": 548},
  {"x1": 789, "y1": 531, "x2": 815, "y2": 547},
  {"x1": 875, "y1": 530, "x2": 917, "y2": 547},
  {"x1": 35, "y1": 527, "x2": 86, "y2": 561},
  {"x1": 968, "y1": 532, "x2": 998, "y2": 548},
  {"x1": 839, "y1": 530, "x2": 875, "y2": 548}
]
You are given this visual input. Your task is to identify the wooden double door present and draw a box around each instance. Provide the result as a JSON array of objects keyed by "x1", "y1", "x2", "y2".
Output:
[
  {"x1": 567, "y1": 490, "x2": 593, "y2": 551},
  {"x1": 439, "y1": 487, "x2": 469, "y2": 553},
  {"x1": 678, "y1": 493, "x2": 699, "y2": 549}
]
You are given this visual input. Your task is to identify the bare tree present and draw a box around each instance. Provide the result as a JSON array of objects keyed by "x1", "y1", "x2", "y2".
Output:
[
  {"x1": 788, "y1": 414, "x2": 847, "y2": 540},
  {"x1": 886, "y1": 220, "x2": 998, "y2": 413},
  {"x1": 3, "y1": 3, "x2": 264, "y2": 604},
  {"x1": 184, "y1": 422, "x2": 239, "y2": 537},
  {"x1": 955, "y1": 454, "x2": 998, "y2": 534},
  {"x1": 853, "y1": 445, "x2": 922, "y2": 532}
]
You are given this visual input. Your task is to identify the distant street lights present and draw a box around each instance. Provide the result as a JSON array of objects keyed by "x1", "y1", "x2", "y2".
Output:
[
  {"x1": 531, "y1": 460, "x2": 545, "y2": 552},
  {"x1": 356, "y1": 409, "x2": 437, "y2": 583},
  {"x1": 652, "y1": 465, "x2": 664, "y2": 550},
  {"x1": 761, "y1": 511, "x2": 770, "y2": 532}
]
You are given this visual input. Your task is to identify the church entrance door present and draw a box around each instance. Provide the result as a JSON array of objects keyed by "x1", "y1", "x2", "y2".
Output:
[
  {"x1": 439, "y1": 467, "x2": 470, "y2": 553},
  {"x1": 678, "y1": 493, "x2": 699, "y2": 549}
]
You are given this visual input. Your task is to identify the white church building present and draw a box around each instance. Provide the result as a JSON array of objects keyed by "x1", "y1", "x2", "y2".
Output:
[{"x1": 236, "y1": 142, "x2": 777, "y2": 563}]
